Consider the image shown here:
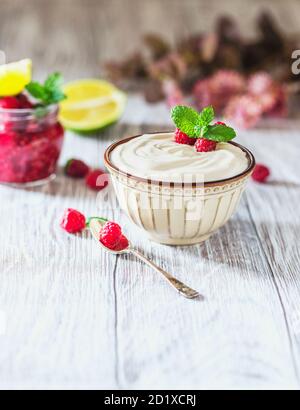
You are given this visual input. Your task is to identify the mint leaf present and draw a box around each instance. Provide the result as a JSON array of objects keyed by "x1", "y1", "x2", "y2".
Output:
[
  {"x1": 34, "y1": 106, "x2": 49, "y2": 119},
  {"x1": 44, "y1": 72, "x2": 63, "y2": 90},
  {"x1": 204, "y1": 124, "x2": 236, "y2": 142},
  {"x1": 26, "y1": 72, "x2": 66, "y2": 106},
  {"x1": 45, "y1": 88, "x2": 65, "y2": 104},
  {"x1": 199, "y1": 105, "x2": 214, "y2": 126},
  {"x1": 171, "y1": 105, "x2": 236, "y2": 142},
  {"x1": 26, "y1": 82, "x2": 48, "y2": 101},
  {"x1": 171, "y1": 106, "x2": 201, "y2": 138}
]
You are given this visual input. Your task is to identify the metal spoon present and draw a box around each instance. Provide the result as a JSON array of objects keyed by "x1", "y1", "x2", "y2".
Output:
[{"x1": 89, "y1": 218, "x2": 201, "y2": 299}]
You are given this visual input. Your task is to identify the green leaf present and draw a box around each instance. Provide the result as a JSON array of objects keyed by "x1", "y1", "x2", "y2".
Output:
[
  {"x1": 199, "y1": 124, "x2": 209, "y2": 137},
  {"x1": 86, "y1": 217, "x2": 108, "y2": 228},
  {"x1": 25, "y1": 82, "x2": 47, "y2": 100},
  {"x1": 45, "y1": 88, "x2": 66, "y2": 104},
  {"x1": 199, "y1": 105, "x2": 214, "y2": 126},
  {"x1": 171, "y1": 105, "x2": 236, "y2": 142},
  {"x1": 44, "y1": 72, "x2": 64, "y2": 90},
  {"x1": 171, "y1": 105, "x2": 201, "y2": 138},
  {"x1": 204, "y1": 124, "x2": 236, "y2": 142},
  {"x1": 26, "y1": 72, "x2": 66, "y2": 106},
  {"x1": 34, "y1": 106, "x2": 49, "y2": 119}
]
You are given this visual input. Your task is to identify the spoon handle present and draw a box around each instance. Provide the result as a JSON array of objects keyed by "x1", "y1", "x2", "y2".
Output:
[{"x1": 130, "y1": 249, "x2": 201, "y2": 299}]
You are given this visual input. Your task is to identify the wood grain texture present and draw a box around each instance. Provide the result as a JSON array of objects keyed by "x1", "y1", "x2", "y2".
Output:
[{"x1": 0, "y1": 0, "x2": 300, "y2": 390}]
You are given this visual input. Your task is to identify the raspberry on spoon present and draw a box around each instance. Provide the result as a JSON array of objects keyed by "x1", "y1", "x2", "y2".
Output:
[
  {"x1": 114, "y1": 235, "x2": 129, "y2": 251},
  {"x1": 90, "y1": 217, "x2": 200, "y2": 298},
  {"x1": 194, "y1": 138, "x2": 217, "y2": 152},
  {"x1": 100, "y1": 221, "x2": 123, "y2": 250},
  {"x1": 60, "y1": 209, "x2": 86, "y2": 234},
  {"x1": 174, "y1": 128, "x2": 195, "y2": 145}
]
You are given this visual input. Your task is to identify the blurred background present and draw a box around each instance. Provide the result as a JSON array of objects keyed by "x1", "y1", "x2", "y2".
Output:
[
  {"x1": 2, "y1": 0, "x2": 300, "y2": 130},
  {"x1": 0, "y1": 0, "x2": 299, "y2": 78}
]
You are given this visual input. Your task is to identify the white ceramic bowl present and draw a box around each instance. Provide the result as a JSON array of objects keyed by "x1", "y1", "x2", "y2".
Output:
[{"x1": 105, "y1": 134, "x2": 255, "y2": 245}]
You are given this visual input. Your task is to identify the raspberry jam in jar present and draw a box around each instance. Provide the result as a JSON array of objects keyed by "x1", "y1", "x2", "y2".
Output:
[{"x1": 0, "y1": 104, "x2": 64, "y2": 186}]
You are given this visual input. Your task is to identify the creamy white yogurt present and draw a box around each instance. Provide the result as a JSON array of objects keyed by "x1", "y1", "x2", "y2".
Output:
[{"x1": 110, "y1": 133, "x2": 249, "y2": 183}]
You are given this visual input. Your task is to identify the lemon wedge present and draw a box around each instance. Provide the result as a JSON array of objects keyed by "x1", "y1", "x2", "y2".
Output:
[
  {"x1": 0, "y1": 59, "x2": 32, "y2": 96},
  {"x1": 59, "y1": 79, "x2": 126, "y2": 132}
]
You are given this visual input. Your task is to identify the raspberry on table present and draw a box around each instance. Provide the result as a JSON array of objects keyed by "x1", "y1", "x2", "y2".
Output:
[
  {"x1": 100, "y1": 222, "x2": 122, "y2": 249},
  {"x1": 174, "y1": 128, "x2": 195, "y2": 145},
  {"x1": 65, "y1": 158, "x2": 90, "y2": 178},
  {"x1": 60, "y1": 208, "x2": 86, "y2": 234},
  {"x1": 252, "y1": 164, "x2": 270, "y2": 183},
  {"x1": 86, "y1": 169, "x2": 109, "y2": 191},
  {"x1": 0, "y1": 96, "x2": 21, "y2": 109},
  {"x1": 194, "y1": 138, "x2": 217, "y2": 152}
]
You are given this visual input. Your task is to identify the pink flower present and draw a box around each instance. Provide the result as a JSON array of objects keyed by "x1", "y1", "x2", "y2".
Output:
[
  {"x1": 224, "y1": 95, "x2": 262, "y2": 129},
  {"x1": 248, "y1": 72, "x2": 288, "y2": 117},
  {"x1": 192, "y1": 69, "x2": 287, "y2": 128},
  {"x1": 162, "y1": 80, "x2": 185, "y2": 108},
  {"x1": 193, "y1": 70, "x2": 246, "y2": 112},
  {"x1": 247, "y1": 72, "x2": 274, "y2": 95},
  {"x1": 193, "y1": 78, "x2": 217, "y2": 109},
  {"x1": 267, "y1": 86, "x2": 288, "y2": 118},
  {"x1": 210, "y1": 70, "x2": 246, "y2": 95}
]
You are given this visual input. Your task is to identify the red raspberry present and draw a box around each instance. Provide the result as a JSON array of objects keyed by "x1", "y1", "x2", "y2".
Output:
[
  {"x1": 0, "y1": 96, "x2": 21, "y2": 109},
  {"x1": 174, "y1": 128, "x2": 195, "y2": 145},
  {"x1": 60, "y1": 209, "x2": 86, "y2": 234},
  {"x1": 194, "y1": 138, "x2": 217, "y2": 152},
  {"x1": 252, "y1": 164, "x2": 270, "y2": 183},
  {"x1": 100, "y1": 222, "x2": 122, "y2": 249},
  {"x1": 0, "y1": 130, "x2": 18, "y2": 146},
  {"x1": 86, "y1": 169, "x2": 109, "y2": 191},
  {"x1": 114, "y1": 235, "x2": 129, "y2": 251},
  {"x1": 65, "y1": 158, "x2": 90, "y2": 178},
  {"x1": 17, "y1": 93, "x2": 34, "y2": 109},
  {"x1": 55, "y1": 123, "x2": 65, "y2": 138},
  {"x1": 215, "y1": 121, "x2": 226, "y2": 126}
]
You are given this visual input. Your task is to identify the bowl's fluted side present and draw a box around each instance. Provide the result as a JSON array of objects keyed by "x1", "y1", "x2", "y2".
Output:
[{"x1": 109, "y1": 171, "x2": 251, "y2": 245}]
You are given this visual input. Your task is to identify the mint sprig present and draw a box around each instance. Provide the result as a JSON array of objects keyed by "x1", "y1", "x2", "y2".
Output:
[
  {"x1": 171, "y1": 106, "x2": 201, "y2": 138},
  {"x1": 205, "y1": 124, "x2": 236, "y2": 142},
  {"x1": 171, "y1": 105, "x2": 236, "y2": 142},
  {"x1": 199, "y1": 105, "x2": 214, "y2": 126},
  {"x1": 26, "y1": 72, "x2": 66, "y2": 106}
]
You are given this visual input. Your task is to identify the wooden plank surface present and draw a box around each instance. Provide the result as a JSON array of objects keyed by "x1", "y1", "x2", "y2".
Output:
[{"x1": 0, "y1": 0, "x2": 300, "y2": 390}]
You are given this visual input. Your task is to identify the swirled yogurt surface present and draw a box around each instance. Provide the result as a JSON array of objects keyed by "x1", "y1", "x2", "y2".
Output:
[{"x1": 110, "y1": 133, "x2": 249, "y2": 183}]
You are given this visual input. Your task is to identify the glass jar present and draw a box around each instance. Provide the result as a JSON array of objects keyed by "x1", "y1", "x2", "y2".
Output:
[{"x1": 0, "y1": 104, "x2": 64, "y2": 187}]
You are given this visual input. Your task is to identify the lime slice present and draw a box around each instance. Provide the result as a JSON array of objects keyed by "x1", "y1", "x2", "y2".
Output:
[
  {"x1": 59, "y1": 79, "x2": 127, "y2": 132},
  {"x1": 0, "y1": 59, "x2": 32, "y2": 96}
]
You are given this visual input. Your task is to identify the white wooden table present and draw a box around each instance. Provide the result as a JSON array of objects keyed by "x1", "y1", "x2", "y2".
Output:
[
  {"x1": 1, "y1": 106, "x2": 300, "y2": 390},
  {"x1": 1, "y1": 0, "x2": 300, "y2": 390}
]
